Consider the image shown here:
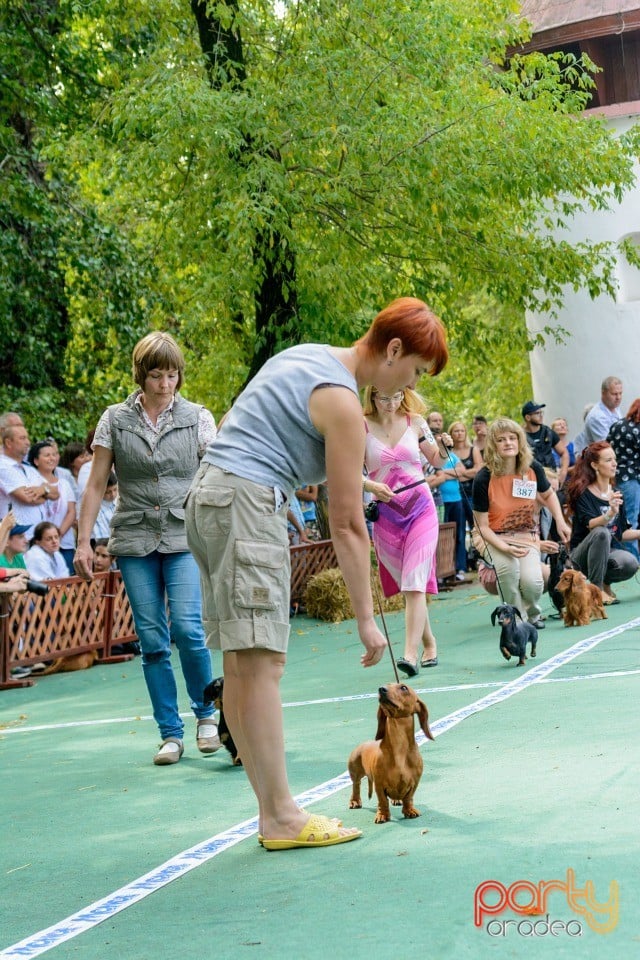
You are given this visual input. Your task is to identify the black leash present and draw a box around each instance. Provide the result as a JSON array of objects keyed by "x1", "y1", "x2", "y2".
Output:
[{"x1": 372, "y1": 576, "x2": 400, "y2": 682}]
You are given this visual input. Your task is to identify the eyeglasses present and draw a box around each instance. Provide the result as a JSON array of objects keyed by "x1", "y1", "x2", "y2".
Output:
[{"x1": 375, "y1": 392, "x2": 403, "y2": 404}]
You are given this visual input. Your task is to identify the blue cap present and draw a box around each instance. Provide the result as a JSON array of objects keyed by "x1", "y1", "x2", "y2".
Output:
[{"x1": 9, "y1": 524, "x2": 30, "y2": 537}]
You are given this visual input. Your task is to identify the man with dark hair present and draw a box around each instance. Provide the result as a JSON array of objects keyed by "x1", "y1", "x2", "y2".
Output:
[
  {"x1": 522, "y1": 401, "x2": 569, "y2": 486},
  {"x1": 471, "y1": 415, "x2": 487, "y2": 461}
]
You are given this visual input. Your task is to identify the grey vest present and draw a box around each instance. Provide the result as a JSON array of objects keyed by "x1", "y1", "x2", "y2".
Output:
[{"x1": 107, "y1": 393, "x2": 201, "y2": 556}]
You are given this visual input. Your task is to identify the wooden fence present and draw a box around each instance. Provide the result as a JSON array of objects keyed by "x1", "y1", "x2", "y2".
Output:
[{"x1": 1, "y1": 527, "x2": 457, "y2": 689}]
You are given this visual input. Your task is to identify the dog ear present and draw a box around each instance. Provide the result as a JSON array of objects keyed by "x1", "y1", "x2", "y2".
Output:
[
  {"x1": 416, "y1": 700, "x2": 435, "y2": 741},
  {"x1": 375, "y1": 706, "x2": 387, "y2": 741},
  {"x1": 513, "y1": 607, "x2": 524, "y2": 621},
  {"x1": 490, "y1": 608, "x2": 498, "y2": 626}
]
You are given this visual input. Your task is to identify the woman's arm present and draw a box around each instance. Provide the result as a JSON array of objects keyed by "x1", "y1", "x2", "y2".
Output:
[
  {"x1": 74, "y1": 447, "x2": 114, "y2": 580},
  {"x1": 474, "y1": 512, "x2": 529, "y2": 558},
  {"x1": 537, "y1": 487, "x2": 571, "y2": 542},
  {"x1": 58, "y1": 500, "x2": 76, "y2": 540},
  {"x1": 311, "y1": 387, "x2": 387, "y2": 666}
]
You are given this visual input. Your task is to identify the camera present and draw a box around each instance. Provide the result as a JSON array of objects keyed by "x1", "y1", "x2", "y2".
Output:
[
  {"x1": 26, "y1": 579, "x2": 49, "y2": 597},
  {"x1": 364, "y1": 501, "x2": 380, "y2": 523}
]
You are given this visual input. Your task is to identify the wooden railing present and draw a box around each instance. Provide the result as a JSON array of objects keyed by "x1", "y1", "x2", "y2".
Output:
[
  {"x1": 0, "y1": 571, "x2": 136, "y2": 690},
  {"x1": 1, "y1": 527, "x2": 457, "y2": 689}
]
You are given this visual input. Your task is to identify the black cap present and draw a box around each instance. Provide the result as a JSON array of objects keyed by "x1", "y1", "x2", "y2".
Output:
[{"x1": 522, "y1": 401, "x2": 545, "y2": 418}]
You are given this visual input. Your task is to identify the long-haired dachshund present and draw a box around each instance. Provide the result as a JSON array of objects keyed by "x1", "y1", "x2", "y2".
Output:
[
  {"x1": 347, "y1": 683, "x2": 434, "y2": 824},
  {"x1": 547, "y1": 543, "x2": 573, "y2": 615},
  {"x1": 491, "y1": 604, "x2": 538, "y2": 666},
  {"x1": 202, "y1": 676, "x2": 242, "y2": 765},
  {"x1": 556, "y1": 569, "x2": 607, "y2": 627}
]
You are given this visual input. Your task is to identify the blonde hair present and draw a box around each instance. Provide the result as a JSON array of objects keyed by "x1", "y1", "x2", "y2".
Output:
[
  {"x1": 132, "y1": 332, "x2": 185, "y2": 390},
  {"x1": 362, "y1": 386, "x2": 426, "y2": 418},
  {"x1": 484, "y1": 418, "x2": 533, "y2": 476},
  {"x1": 448, "y1": 421, "x2": 469, "y2": 443}
]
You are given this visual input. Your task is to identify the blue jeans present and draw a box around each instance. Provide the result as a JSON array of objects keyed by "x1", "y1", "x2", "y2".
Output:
[
  {"x1": 443, "y1": 498, "x2": 468, "y2": 573},
  {"x1": 618, "y1": 479, "x2": 640, "y2": 559},
  {"x1": 118, "y1": 551, "x2": 213, "y2": 741}
]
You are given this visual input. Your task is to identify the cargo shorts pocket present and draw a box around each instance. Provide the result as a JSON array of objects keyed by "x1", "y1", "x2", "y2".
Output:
[
  {"x1": 234, "y1": 539, "x2": 287, "y2": 610},
  {"x1": 194, "y1": 485, "x2": 235, "y2": 537}
]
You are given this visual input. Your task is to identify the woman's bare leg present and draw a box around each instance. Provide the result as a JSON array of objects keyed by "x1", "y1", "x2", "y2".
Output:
[
  {"x1": 402, "y1": 590, "x2": 426, "y2": 665},
  {"x1": 420, "y1": 599, "x2": 438, "y2": 661},
  {"x1": 222, "y1": 648, "x2": 357, "y2": 841}
]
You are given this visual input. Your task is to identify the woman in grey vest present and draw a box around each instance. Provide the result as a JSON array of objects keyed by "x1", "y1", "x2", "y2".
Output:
[
  {"x1": 74, "y1": 333, "x2": 219, "y2": 766},
  {"x1": 186, "y1": 297, "x2": 449, "y2": 849}
]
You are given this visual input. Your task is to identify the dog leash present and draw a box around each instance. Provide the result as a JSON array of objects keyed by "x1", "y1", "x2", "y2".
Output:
[{"x1": 372, "y1": 577, "x2": 401, "y2": 683}]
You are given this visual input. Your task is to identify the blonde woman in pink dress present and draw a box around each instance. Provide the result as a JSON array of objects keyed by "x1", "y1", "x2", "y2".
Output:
[{"x1": 363, "y1": 387, "x2": 452, "y2": 677}]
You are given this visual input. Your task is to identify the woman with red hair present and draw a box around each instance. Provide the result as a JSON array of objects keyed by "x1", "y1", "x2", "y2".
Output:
[
  {"x1": 565, "y1": 441, "x2": 640, "y2": 602},
  {"x1": 185, "y1": 296, "x2": 448, "y2": 850},
  {"x1": 607, "y1": 399, "x2": 640, "y2": 559}
]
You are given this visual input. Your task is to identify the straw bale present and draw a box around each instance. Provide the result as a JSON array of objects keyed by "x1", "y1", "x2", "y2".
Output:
[{"x1": 304, "y1": 566, "x2": 405, "y2": 622}]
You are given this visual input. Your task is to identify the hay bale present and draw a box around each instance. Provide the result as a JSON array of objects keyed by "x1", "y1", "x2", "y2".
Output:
[{"x1": 304, "y1": 566, "x2": 405, "y2": 622}]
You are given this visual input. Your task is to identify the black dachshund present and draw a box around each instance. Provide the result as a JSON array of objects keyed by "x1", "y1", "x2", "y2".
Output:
[
  {"x1": 491, "y1": 604, "x2": 538, "y2": 667},
  {"x1": 547, "y1": 544, "x2": 573, "y2": 615},
  {"x1": 202, "y1": 676, "x2": 242, "y2": 765}
]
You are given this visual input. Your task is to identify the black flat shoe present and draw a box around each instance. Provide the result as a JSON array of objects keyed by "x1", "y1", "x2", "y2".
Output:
[
  {"x1": 420, "y1": 656, "x2": 438, "y2": 668},
  {"x1": 396, "y1": 657, "x2": 419, "y2": 678}
]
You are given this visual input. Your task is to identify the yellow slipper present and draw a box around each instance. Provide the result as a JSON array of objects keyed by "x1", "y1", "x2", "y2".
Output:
[
  {"x1": 261, "y1": 815, "x2": 362, "y2": 850},
  {"x1": 258, "y1": 815, "x2": 343, "y2": 845}
]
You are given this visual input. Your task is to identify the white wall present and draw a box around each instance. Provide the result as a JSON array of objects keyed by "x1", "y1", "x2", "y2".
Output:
[{"x1": 526, "y1": 110, "x2": 640, "y2": 440}]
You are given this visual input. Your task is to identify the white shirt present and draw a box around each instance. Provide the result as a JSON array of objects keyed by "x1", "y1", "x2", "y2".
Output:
[
  {"x1": 575, "y1": 401, "x2": 622, "y2": 454},
  {"x1": 25, "y1": 544, "x2": 69, "y2": 581},
  {"x1": 0, "y1": 455, "x2": 46, "y2": 537}
]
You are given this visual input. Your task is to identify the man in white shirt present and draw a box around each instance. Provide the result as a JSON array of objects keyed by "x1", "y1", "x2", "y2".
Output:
[
  {"x1": 574, "y1": 377, "x2": 623, "y2": 455},
  {"x1": 0, "y1": 424, "x2": 57, "y2": 537}
]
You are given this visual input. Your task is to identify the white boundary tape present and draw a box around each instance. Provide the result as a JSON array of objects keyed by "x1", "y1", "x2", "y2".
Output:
[{"x1": 2, "y1": 616, "x2": 639, "y2": 959}]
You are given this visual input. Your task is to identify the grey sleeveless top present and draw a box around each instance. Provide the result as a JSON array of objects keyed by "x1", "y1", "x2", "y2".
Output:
[{"x1": 203, "y1": 344, "x2": 358, "y2": 498}]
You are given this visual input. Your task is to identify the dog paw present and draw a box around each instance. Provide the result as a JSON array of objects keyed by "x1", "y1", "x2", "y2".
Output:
[
  {"x1": 349, "y1": 799, "x2": 362, "y2": 810},
  {"x1": 517, "y1": 658, "x2": 526, "y2": 666},
  {"x1": 500, "y1": 646, "x2": 512, "y2": 661},
  {"x1": 374, "y1": 812, "x2": 391, "y2": 824},
  {"x1": 402, "y1": 808, "x2": 421, "y2": 819}
]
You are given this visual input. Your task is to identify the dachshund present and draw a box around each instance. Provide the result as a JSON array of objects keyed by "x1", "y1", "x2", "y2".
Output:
[
  {"x1": 202, "y1": 676, "x2": 242, "y2": 765},
  {"x1": 347, "y1": 683, "x2": 434, "y2": 824},
  {"x1": 491, "y1": 604, "x2": 538, "y2": 666},
  {"x1": 41, "y1": 649, "x2": 98, "y2": 675},
  {"x1": 556, "y1": 568, "x2": 607, "y2": 627}
]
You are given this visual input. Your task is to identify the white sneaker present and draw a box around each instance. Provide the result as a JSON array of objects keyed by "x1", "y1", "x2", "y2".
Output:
[
  {"x1": 153, "y1": 738, "x2": 184, "y2": 765},
  {"x1": 10, "y1": 666, "x2": 32, "y2": 678},
  {"x1": 455, "y1": 571, "x2": 467, "y2": 582},
  {"x1": 196, "y1": 718, "x2": 222, "y2": 754}
]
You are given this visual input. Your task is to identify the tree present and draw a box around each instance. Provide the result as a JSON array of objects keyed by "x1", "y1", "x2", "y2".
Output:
[
  {"x1": 3, "y1": 0, "x2": 640, "y2": 428},
  {"x1": 0, "y1": 0, "x2": 163, "y2": 429}
]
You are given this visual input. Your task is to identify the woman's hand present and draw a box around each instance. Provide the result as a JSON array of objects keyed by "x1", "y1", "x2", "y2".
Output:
[
  {"x1": 366, "y1": 480, "x2": 394, "y2": 503},
  {"x1": 0, "y1": 573, "x2": 28, "y2": 593},
  {"x1": 73, "y1": 543, "x2": 94, "y2": 581},
  {"x1": 357, "y1": 617, "x2": 388, "y2": 667},
  {"x1": 503, "y1": 540, "x2": 530, "y2": 558}
]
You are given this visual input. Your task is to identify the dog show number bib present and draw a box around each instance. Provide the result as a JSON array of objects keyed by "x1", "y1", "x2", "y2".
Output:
[{"x1": 512, "y1": 478, "x2": 537, "y2": 500}]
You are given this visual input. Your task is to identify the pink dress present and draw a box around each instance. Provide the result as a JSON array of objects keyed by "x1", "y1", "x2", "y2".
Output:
[{"x1": 364, "y1": 417, "x2": 439, "y2": 597}]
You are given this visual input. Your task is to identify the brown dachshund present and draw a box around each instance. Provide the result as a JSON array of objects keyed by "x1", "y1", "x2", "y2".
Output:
[
  {"x1": 347, "y1": 683, "x2": 434, "y2": 824},
  {"x1": 556, "y1": 569, "x2": 607, "y2": 627}
]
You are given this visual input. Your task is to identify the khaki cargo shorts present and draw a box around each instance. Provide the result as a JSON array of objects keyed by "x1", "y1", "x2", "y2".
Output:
[{"x1": 185, "y1": 463, "x2": 291, "y2": 653}]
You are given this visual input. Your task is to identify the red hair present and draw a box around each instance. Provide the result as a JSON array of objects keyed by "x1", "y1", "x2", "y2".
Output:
[
  {"x1": 626, "y1": 398, "x2": 640, "y2": 422},
  {"x1": 356, "y1": 297, "x2": 448, "y2": 376},
  {"x1": 565, "y1": 441, "x2": 612, "y2": 515}
]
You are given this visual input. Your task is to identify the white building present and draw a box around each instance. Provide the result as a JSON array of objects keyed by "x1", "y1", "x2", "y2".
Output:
[{"x1": 521, "y1": 1, "x2": 640, "y2": 434}]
